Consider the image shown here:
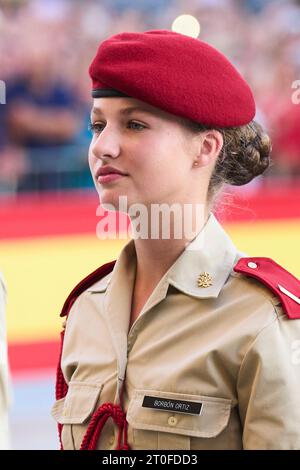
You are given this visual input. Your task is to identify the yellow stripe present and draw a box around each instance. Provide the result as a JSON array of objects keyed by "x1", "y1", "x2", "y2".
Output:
[
  {"x1": 225, "y1": 220, "x2": 300, "y2": 275},
  {"x1": 0, "y1": 220, "x2": 299, "y2": 343},
  {"x1": 1, "y1": 235, "x2": 127, "y2": 342}
]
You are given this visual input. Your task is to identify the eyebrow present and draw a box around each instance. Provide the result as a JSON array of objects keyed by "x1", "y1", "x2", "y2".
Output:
[{"x1": 91, "y1": 105, "x2": 157, "y2": 117}]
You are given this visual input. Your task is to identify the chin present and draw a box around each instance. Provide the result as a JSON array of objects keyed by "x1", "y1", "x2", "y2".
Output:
[{"x1": 97, "y1": 190, "x2": 131, "y2": 213}]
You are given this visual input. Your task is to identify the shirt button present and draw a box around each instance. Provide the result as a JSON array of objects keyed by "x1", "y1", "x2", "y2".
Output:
[
  {"x1": 168, "y1": 416, "x2": 177, "y2": 426},
  {"x1": 109, "y1": 436, "x2": 115, "y2": 446}
]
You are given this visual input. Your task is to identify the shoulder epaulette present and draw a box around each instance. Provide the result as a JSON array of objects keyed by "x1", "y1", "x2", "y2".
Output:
[
  {"x1": 234, "y1": 257, "x2": 300, "y2": 319},
  {"x1": 60, "y1": 260, "x2": 116, "y2": 318}
]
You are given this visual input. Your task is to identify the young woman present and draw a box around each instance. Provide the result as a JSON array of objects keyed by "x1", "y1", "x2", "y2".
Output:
[{"x1": 52, "y1": 30, "x2": 300, "y2": 450}]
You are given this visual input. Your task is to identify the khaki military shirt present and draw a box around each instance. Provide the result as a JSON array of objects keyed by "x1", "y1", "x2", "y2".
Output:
[
  {"x1": 0, "y1": 273, "x2": 11, "y2": 450},
  {"x1": 52, "y1": 213, "x2": 300, "y2": 450}
]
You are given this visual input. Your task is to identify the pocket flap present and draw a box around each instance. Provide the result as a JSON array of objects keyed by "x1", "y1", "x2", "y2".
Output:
[
  {"x1": 126, "y1": 389, "x2": 232, "y2": 438},
  {"x1": 51, "y1": 381, "x2": 103, "y2": 424}
]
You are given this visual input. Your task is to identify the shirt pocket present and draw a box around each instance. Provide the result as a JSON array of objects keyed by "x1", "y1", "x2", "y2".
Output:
[
  {"x1": 126, "y1": 389, "x2": 232, "y2": 450},
  {"x1": 51, "y1": 381, "x2": 103, "y2": 449}
]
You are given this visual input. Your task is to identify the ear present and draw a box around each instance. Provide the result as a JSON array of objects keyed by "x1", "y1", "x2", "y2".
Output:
[{"x1": 195, "y1": 130, "x2": 223, "y2": 167}]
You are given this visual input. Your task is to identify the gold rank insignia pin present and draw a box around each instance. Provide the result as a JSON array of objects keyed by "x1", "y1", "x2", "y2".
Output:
[{"x1": 198, "y1": 272, "x2": 213, "y2": 288}]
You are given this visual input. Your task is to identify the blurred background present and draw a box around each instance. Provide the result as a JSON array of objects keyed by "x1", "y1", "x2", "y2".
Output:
[{"x1": 0, "y1": 0, "x2": 299, "y2": 449}]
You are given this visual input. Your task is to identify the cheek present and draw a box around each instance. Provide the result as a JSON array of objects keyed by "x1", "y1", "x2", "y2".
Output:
[
  {"x1": 134, "y1": 138, "x2": 166, "y2": 169},
  {"x1": 143, "y1": 139, "x2": 184, "y2": 176}
]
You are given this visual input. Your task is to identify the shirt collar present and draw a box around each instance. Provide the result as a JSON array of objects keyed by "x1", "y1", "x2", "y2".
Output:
[
  {"x1": 166, "y1": 212, "x2": 240, "y2": 298},
  {"x1": 88, "y1": 212, "x2": 241, "y2": 299}
]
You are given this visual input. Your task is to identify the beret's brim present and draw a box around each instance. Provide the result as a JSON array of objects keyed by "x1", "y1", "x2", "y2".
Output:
[{"x1": 92, "y1": 88, "x2": 130, "y2": 98}]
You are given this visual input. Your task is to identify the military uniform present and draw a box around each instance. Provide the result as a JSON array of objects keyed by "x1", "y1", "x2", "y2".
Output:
[
  {"x1": 52, "y1": 213, "x2": 300, "y2": 449},
  {"x1": 0, "y1": 273, "x2": 11, "y2": 450},
  {"x1": 52, "y1": 28, "x2": 300, "y2": 450}
]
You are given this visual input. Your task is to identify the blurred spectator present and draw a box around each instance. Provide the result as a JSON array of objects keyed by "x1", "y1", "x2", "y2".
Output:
[
  {"x1": 270, "y1": 101, "x2": 300, "y2": 180},
  {"x1": 0, "y1": 146, "x2": 28, "y2": 194},
  {"x1": 0, "y1": 0, "x2": 299, "y2": 195},
  {"x1": 0, "y1": 98, "x2": 28, "y2": 194},
  {"x1": 6, "y1": 45, "x2": 82, "y2": 190}
]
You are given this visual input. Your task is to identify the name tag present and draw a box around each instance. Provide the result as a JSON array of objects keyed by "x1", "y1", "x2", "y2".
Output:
[{"x1": 142, "y1": 395, "x2": 203, "y2": 415}]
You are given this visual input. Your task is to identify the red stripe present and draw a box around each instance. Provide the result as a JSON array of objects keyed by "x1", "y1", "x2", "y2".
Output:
[
  {"x1": 217, "y1": 184, "x2": 300, "y2": 223},
  {"x1": 0, "y1": 186, "x2": 299, "y2": 239},
  {"x1": 0, "y1": 191, "x2": 100, "y2": 239},
  {"x1": 8, "y1": 340, "x2": 60, "y2": 374}
]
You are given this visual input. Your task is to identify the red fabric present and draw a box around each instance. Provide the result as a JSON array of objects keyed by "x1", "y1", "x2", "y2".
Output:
[
  {"x1": 89, "y1": 29, "x2": 255, "y2": 127},
  {"x1": 234, "y1": 257, "x2": 300, "y2": 319},
  {"x1": 56, "y1": 260, "x2": 132, "y2": 451},
  {"x1": 272, "y1": 103, "x2": 300, "y2": 165}
]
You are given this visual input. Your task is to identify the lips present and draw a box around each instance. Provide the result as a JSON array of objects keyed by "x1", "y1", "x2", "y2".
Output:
[{"x1": 95, "y1": 166, "x2": 128, "y2": 179}]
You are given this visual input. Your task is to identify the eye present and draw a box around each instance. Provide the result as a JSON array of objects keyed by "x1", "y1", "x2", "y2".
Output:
[
  {"x1": 88, "y1": 123, "x2": 104, "y2": 135},
  {"x1": 88, "y1": 120, "x2": 146, "y2": 135},
  {"x1": 128, "y1": 121, "x2": 146, "y2": 131}
]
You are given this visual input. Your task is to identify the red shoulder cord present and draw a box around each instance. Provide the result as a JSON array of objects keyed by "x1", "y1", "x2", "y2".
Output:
[
  {"x1": 79, "y1": 380, "x2": 129, "y2": 450},
  {"x1": 55, "y1": 260, "x2": 130, "y2": 450},
  {"x1": 56, "y1": 332, "x2": 130, "y2": 450}
]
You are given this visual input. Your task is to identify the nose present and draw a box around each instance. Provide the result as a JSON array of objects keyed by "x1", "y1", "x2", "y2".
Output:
[{"x1": 90, "y1": 125, "x2": 121, "y2": 160}]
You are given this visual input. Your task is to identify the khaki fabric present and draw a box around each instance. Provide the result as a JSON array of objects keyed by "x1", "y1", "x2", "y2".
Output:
[
  {"x1": 51, "y1": 213, "x2": 300, "y2": 450},
  {"x1": 0, "y1": 273, "x2": 11, "y2": 449}
]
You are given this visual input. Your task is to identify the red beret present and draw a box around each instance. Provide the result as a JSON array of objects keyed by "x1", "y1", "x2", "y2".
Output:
[{"x1": 89, "y1": 29, "x2": 255, "y2": 127}]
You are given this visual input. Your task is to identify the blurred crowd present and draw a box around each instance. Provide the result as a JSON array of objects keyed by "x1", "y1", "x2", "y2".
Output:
[{"x1": 0, "y1": 0, "x2": 300, "y2": 195}]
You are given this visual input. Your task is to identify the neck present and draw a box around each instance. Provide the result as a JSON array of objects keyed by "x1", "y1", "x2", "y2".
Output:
[{"x1": 131, "y1": 204, "x2": 209, "y2": 288}]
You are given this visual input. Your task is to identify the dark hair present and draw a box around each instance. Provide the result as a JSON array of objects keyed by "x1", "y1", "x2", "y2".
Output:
[{"x1": 181, "y1": 119, "x2": 272, "y2": 208}]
